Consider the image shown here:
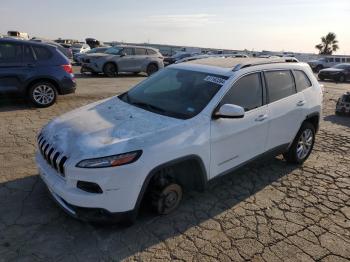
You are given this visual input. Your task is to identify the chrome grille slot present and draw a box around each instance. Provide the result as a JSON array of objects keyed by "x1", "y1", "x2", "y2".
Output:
[{"x1": 37, "y1": 134, "x2": 68, "y2": 177}]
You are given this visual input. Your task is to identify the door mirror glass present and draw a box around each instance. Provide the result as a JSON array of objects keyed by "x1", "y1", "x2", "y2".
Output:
[{"x1": 215, "y1": 104, "x2": 245, "y2": 119}]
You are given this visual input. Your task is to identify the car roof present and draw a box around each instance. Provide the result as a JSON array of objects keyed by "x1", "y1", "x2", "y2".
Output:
[
  {"x1": 0, "y1": 38, "x2": 56, "y2": 48},
  {"x1": 171, "y1": 57, "x2": 302, "y2": 76},
  {"x1": 114, "y1": 45, "x2": 159, "y2": 51}
]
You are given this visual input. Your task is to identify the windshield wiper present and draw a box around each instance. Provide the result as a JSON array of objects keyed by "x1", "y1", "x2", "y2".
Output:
[{"x1": 131, "y1": 101, "x2": 166, "y2": 113}]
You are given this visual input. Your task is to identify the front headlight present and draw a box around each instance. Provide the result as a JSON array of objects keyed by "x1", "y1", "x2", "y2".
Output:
[{"x1": 76, "y1": 150, "x2": 142, "y2": 168}]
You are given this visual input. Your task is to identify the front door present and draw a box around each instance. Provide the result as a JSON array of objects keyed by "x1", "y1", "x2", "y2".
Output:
[
  {"x1": 210, "y1": 72, "x2": 269, "y2": 178},
  {"x1": 117, "y1": 47, "x2": 135, "y2": 72}
]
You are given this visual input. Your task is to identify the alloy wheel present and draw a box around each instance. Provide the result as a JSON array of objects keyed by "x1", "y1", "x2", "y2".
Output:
[
  {"x1": 33, "y1": 84, "x2": 55, "y2": 105},
  {"x1": 296, "y1": 129, "x2": 314, "y2": 160}
]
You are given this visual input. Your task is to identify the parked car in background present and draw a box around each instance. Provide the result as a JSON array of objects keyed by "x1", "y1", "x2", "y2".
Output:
[
  {"x1": 318, "y1": 64, "x2": 350, "y2": 82},
  {"x1": 36, "y1": 57, "x2": 322, "y2": 223},
  {"x1": 85, "y1": 38, "x2": 102, "y2": 49},
  {"x1": 71, "y1": 43, "x2": 90, "y2": 55},
  {"x1": 80, "y1": 45, "x2": 164, "y2": 76},
  {"x1": 31, "y1": 37, "x2": 73, "y2": 59},
  {"x1": 0, "y1": 38, "x2": 76, "y2": 107},
  {"x1": 54, "y1": 39, "x2": 79, "y2": 46},
  {"x1": 73, "y1": 46, "x2": 110, "y2": 64},
  {"x1": 336, "y1": 92, "x2": 350, "y2": 115},
  {"x1": 164, "y1": 52, "x2": 193, "y2": 65},
  {"x1": 308, "y1": 56, "x2": 350, "y2": 72},
  {"x1": 7, "y1": 31, "x2": 30, "y2": 40}
]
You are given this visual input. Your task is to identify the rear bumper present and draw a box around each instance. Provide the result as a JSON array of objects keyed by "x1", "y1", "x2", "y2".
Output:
[{"x1": 59, "y1": 77, "x2": 76, "y2": 95}]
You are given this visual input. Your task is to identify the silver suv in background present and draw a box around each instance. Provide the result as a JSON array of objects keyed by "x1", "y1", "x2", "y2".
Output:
[
  {"x1": 81, "y1": 45, "x2": 164, "y2": 76},
  {"x1": 308, "y1": 56, "x2": 350, "y2": 72}
]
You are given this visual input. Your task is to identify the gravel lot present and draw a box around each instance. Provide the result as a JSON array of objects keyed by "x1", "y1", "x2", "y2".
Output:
[{"x1": 0, "y1": 67, "x2": 349, "y2": 261}]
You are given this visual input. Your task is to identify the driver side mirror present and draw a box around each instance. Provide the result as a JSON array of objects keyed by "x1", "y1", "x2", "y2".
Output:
[
  {"x1": 120, "y1": 52, "x2": 127, "y2": 57},
  {"x1": 214, "y1": 104, "x2": 245, "y2": 119}
]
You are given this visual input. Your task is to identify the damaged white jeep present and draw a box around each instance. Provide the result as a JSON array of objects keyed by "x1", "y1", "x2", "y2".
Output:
[{"x1": 36, "y1": 58, "x2": 322, "y2": 223}]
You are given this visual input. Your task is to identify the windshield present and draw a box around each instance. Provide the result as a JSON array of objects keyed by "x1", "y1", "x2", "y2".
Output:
[
  {"x1": 119, "y1": 68, "x2": 228, "y2": 119},
  {"x1": 72, "y1": 43, "x2": 83, "y2": 48},
  {"x1": 105, "y1": 47, "x2": 122, "y2": 55},
  {"x1": 333, "y1": 64, "x2": 349, "y2": 69}
]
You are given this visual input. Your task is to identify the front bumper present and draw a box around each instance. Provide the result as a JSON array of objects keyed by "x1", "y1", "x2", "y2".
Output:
[{"x1": 36, "y1": 152, "x2": 139, "y2": 222}]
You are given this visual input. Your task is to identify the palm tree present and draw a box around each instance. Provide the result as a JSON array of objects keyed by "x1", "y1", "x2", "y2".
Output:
[{"x1": 315, "y1": 32, "x2": 339, "y2": 55}]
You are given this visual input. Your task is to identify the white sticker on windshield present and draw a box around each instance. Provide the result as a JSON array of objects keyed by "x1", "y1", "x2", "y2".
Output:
[{"x1": 204, "y1": 75, "x2": 226, "y2": 86}]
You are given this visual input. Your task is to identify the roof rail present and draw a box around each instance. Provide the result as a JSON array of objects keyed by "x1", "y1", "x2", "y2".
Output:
[{"x1": 232, "y1": 57, "x2": 299, "y2": 71}]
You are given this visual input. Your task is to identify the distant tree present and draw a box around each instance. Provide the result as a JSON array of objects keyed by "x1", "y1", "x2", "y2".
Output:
[{"x1": 315, "y1": 32, "x2": 339, "y2": 55}]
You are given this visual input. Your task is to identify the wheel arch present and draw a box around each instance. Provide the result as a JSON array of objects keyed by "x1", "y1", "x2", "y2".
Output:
[
  {"x1": 134, "y1": 155, "x2": 208, "y2": 212},
  {"x1": 26, "y1": 78, "x2": 60, "y2": 94},
  {"x1": 303, "y1": 112, "x2": 320, "y2": 133}
]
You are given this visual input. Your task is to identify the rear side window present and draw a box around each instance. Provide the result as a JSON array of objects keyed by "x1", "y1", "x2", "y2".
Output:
[
  {"x1": 23, "y1": 45, "x2": 35, "y2": 62},
  {"x1": 0, "y1": 42, "x2": 22, "y2": 63},
  {"x1": 221, "y1": 73, "x2": 263, "y2": 111},
  {"x1": 33, "y1": 46, "x2": 52, "y2": 60},
  {"x1": 293, "y1": 70, "x2": 312, "y2": 92},
  {"x1": 265, "y1": 70, "x2": 296, "y2": 103},
  {"x1": 135, "y1": 48, "x2": 147, "y2": 55},
  {"x1": 347, "y1": 58, "x2": 350, "y2": 63},
  {"x1": 147, "y1": 49, "x2": 157, "y2": 55}
]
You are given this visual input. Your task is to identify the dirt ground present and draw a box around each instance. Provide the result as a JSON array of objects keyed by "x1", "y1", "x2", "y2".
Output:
[{"x1": 0, "y1": 67, "x2": 349, "y2": 261}]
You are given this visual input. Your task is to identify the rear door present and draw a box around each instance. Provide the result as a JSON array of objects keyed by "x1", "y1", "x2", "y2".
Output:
[
  {"x1": 132, "y1": 48, "x2": 148, "y2": 72},
  {"x1": 264, "y1": 70, "x2": 305, "y2": 151},
  {"x1": 117, "y1": 47, "x2": 135, "y2": 72},
  {"x1": 210, "y1": 72, "x2": 269, "y2": 178},
  {"x1": 0, "y1": 42, "x2": 26, "y2": 93}
]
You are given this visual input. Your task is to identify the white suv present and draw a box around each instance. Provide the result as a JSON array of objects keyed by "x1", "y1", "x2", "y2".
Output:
[{"x1": 36, "y1": 58, "x2": 322, "y2": 223}]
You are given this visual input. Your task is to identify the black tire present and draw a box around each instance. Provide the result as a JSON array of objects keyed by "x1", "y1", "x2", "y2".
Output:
[
  {"x1": 283, "y1": 122, "x2": 315, "y2": 164},
  {"x1": 29, "y1": 81, "x2": 57, "y2": 108},
  {"x1": 315, "y1": 65, "x2": 323, "y2": 72},
  {"x1": 103, "y1": 63, "x2": 118, "y2": 77},
  {"x1": 152, "y1": 183, "x2": 183, "y2": 215},
  {"x1": 146, "y1": 64, "x2": 158, "y2": 76},
  {"x1": 338, "y1": 74, "x2": 345, "y2": 82}
]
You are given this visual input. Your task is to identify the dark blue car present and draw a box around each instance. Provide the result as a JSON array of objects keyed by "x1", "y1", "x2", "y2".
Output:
[{"x1": 0, "y1": 38, "x2": 76, "y2": 107}]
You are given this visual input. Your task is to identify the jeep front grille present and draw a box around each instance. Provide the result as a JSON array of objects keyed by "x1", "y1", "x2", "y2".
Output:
[{"x1": 37, "y1": 133, "x2": 68, "y2": 177}]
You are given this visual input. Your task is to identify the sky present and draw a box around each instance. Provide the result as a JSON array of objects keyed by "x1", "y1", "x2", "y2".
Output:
[{"x1": 1, "y1": 0, "x2": 349, "y2": 54}]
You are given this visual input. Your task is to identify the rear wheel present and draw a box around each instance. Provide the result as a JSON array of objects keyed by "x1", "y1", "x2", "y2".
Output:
[
  {"x1": 103, "y1": 63, "x2": 118, "y2": 77},
  {"x1": 29, "y1": 82, "x2": 57, "y2": 108},
  {"x1": 146, "y1": 64, "x2": 158, "y2": 76},
  {"x1": 284, "y1": 122, "x2": 315, "y2": 164}
]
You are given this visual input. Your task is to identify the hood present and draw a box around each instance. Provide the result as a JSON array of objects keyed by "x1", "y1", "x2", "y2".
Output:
[
  {"x1": 320, "y1": 68, "x2": 344, "y2": 73},
  {"x1": 41, "y1": 97, "x2": 183, "y2": 160}
]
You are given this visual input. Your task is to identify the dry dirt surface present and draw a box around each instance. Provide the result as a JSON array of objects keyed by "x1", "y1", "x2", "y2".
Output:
[{"x1": 0, "y1": 69, "x2": 349, "y2": 261}]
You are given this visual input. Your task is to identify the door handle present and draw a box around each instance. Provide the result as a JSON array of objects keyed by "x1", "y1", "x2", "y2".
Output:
[
  {"x1": 255, "y1": 114, "x2": 268, "y2": 122},
  {"x1": 297, "y1": 100, "x2": 305, "y2": 106}
]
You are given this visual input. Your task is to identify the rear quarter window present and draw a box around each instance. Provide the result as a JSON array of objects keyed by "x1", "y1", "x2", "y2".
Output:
[
  {"x1": 293, "y1": 70, "x2": 312, "y2": 92},
  {"x1": 33, "y1": 46, "x2": 52, "y2": 60},
  {"x1": 265, "y1": 70, "x2": 296, "y2": 103}
]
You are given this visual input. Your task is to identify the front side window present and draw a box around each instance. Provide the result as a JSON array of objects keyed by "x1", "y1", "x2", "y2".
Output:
[
  {"x1": 293, "y1": 70, "x2": 312, "y2": 92},
  {"x1": 220, "y1": 73, "x2": 263, "y2": 111},
  {"x1": 105, "y1": 47, "x2": 123, "y2": 55},
  {"x1": 119, "y1": 68, "x2": 228, "y2": 119},
  {"x1": 123, "y1": 48, "x2": 134, "y2": 56},
  {"x1": 0, "y1": 42, "x2": 22, "y2": 63},
  {"x1": 335, "y1": 58, "x2": 340, "y2": 62},
  {"x1": 327, "y1": 58, "x2": 334, "y2": 62},
  {"x1": 265, "y1": 70, "x2": 296, "y2": 103}
]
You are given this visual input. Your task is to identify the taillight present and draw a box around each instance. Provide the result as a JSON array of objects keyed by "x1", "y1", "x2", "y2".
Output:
[{"x1": 62, "y1": 64, "x2": 73, "y2": 74}]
